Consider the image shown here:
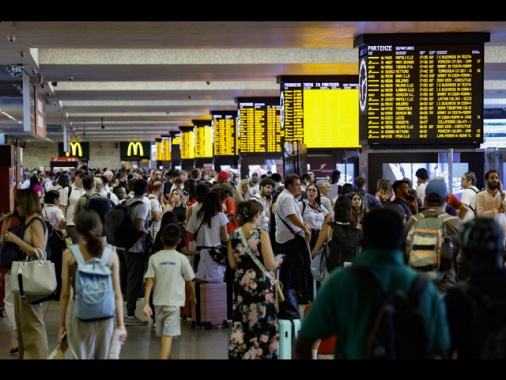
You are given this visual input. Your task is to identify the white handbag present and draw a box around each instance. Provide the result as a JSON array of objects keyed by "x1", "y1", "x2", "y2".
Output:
[{"x1": 10, "y1": 248, "x2": 57, "y2": 304}]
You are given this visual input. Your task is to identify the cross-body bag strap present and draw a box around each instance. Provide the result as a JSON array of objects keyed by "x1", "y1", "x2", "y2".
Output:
[
  {"x1": 193, "y1": 220, "x2": 205, "y2": 241},
  {"x1": 276, "y1": 208, "x2": 297, "y2": 236},
  {"x1": 237, "y1": 227, "x2": 274, "y2": 283}
]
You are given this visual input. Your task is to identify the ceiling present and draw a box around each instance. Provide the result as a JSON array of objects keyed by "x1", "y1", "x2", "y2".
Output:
[{"x1": 2, "y1": 21, "x2": 506, "y2": 143}]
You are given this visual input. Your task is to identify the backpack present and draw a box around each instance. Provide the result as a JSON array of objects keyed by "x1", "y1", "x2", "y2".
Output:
[
  {"x1": 455, "y1": 281, "x2": 506, "y2": 359},
  {"x1": 0, "y1": 216, "x2": 48, "y2": 269},
  {"x1": 103, "y1": 200, "x2": 144, "y2": 250},
  {"x1": 467, "y1": 187, "x2": 480, "y2": 217},
  {"x1": 326, "y1": 221, "x2": 361, "y2": 272},
  {"x1": 84, "y1": 193, "x2": 112, "y2": 228},
  {"x1": 352, "y1": 265, "x2": 432, "y2": 359},
  {"x1": 406, "y1": 213, "x2": 457, "y2": 274},
  {"x1": 69, "y1": 244, "x2": 115, "y2": 322}
]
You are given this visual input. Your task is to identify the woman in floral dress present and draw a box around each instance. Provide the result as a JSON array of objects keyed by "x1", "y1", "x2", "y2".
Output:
[{"x1": 227, "y1": 200, "x2": 283, "y2": 359}]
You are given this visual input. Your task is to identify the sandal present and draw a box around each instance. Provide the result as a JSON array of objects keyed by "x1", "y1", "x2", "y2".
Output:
[{"x1": 9, "y1": 346, "x2": 18, "y2": 354}]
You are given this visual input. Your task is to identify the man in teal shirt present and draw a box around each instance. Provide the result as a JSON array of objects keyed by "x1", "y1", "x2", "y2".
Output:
[{"x1": 295, "y1": 207, "x2": 450, "y2": 359}]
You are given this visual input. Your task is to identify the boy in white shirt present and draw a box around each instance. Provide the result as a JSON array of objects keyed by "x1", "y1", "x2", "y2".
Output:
[{"x1": 143, "y1": 224, "x2": 196, "y2": 359}]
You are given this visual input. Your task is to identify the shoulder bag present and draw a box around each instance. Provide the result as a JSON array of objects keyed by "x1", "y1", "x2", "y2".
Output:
[
  {"x1": 311, "y1": 224, "x2": 331, "y2": 282},
  {"x1": 237, "y1": 227, "x2": 285, "y2": 312},
  {"x1": 1, "y1": 217, "x2": 42, "y2": 270},
  {"x1": 10, "y1": 247, "x2": 57, "y2": 304}
]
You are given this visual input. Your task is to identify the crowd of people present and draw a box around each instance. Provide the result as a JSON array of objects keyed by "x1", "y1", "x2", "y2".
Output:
[{"x1": 0, "y1": 165, "x2": 505, "y2": 360}]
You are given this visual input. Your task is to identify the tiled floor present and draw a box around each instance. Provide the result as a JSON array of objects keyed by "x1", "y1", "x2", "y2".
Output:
[{"x1": 0, "y1": 298, "x2": 232, "y2": 360}]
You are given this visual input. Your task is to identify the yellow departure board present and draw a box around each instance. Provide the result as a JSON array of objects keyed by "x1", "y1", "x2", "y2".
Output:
[
  {"x1": 162, "y1": 136, "x2": 171, "y2": 161},
  {"x1": 179, "y1": 126, "x2": 195, "y2": 159},
  {"x1": 237, "y1": 97, "x2": 282, "y2": 153},
  {"x1": 278, "y1": 76, "x2": 360, "y2": 149},
  {"x1": 354, "y1": 33, "x2": 490, "y2": 148},
  {"x1": 193, "y1": 120, "x2": 213, "y2": 158},
  {"x1": 212, "y1": 111, "x2": 237, "y2": 156}
]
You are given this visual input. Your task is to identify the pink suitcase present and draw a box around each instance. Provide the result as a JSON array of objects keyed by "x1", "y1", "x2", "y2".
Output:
[{"x1": 191, "y1": 282, "x2": 229, "y2": 330}]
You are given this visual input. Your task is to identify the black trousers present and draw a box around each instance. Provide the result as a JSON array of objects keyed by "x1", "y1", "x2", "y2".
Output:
[
  {"x1": 117, "y1": 248, "x2": 146, "y2": 317},
  {"x1": 278, "y1": 234, "x2": 309, "y2": 294},
  {"x1": 49, "y1": 232, "x2": 67, "y2": 300}
]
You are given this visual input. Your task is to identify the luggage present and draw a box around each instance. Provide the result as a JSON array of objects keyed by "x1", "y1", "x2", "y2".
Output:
[
  {"x1": 191, "y1": 282, "x2": 229, "y2": 330},
  {"x1": 181, "y1": 285, "x2": 192, "y2": 321},
  {"x1": 279, "y1": 318, "x2": 301, "y2": 359}
]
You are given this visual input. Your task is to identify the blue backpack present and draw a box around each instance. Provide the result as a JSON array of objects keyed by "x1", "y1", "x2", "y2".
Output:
[{"x1": 70, "y1": 245, "x2": 115, "y2": 322}]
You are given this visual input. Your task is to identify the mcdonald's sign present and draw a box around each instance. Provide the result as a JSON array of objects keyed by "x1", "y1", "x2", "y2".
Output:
[
  {"x1": 120, "y1": 141, "x2": 151, "y2": 158},
  {"x1": 58, "y1": 142, "x2": 89, "y2": 158}
]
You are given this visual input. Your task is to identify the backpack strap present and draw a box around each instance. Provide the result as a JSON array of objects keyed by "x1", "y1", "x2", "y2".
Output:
[
  {"x1": 69, "y1": 244, "x2": 85, "y2": 265},
  {"x1": 100, "y1": 246, "x2": 112, "y2": 265},
  {"x1": 70, "y1": 244, "x2": 112, "y2": 266}
]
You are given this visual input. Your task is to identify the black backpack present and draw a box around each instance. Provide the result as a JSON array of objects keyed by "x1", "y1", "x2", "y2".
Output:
[
  {"x1": 84, "y1": 194, "x2": 112, "y2": 236},
  {"x1": 104, "y1": 200, "x2": 144, "y2": 250},
  {"x1": 352, "y1": 265, "x2": 432, "y2": 359},
  {"x1": 326, "y1": 221, "x2": 360, "y2": 272},
  {"x1": 454, "y1": 281, "x2": 506, "y2": 359}
]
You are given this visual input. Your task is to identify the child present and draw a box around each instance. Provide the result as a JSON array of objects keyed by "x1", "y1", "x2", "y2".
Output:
[{"x1": 143, "y1": 223, "x2": 196, "y2": 359}]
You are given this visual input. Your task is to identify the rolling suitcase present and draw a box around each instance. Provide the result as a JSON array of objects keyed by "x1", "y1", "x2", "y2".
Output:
[
  {"x1": 181, "y1": 285, "x2": 192, "y2": 321},
  {"x1": 191, "y1": 282, "x2": 229, "y2": 330},
  {"x1": 279, "y1": 318, "x2": 301, "y2": 360}
]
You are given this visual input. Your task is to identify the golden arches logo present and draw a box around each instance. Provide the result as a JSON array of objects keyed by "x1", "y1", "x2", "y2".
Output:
[
  {"x1": 66, "y1": 142, "x2": 83, "y2": 157},
  {"x1": 127, "y1": 142, "x2": 144, "y2": 156}
]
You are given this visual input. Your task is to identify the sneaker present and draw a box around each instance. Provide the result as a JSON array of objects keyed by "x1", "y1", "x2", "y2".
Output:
[{"x1": 125, "y1": 315, "x2": 148, "y2": 326}]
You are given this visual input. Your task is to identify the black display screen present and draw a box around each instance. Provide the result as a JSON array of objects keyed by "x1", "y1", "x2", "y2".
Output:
[{"x1": 354, "y1": 33, "x2": 490, "y2": 148}]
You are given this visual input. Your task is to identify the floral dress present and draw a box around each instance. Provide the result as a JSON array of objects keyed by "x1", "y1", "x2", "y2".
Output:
[{"x1": 228, "y1": 227, "x2": 279, "y2": 360}]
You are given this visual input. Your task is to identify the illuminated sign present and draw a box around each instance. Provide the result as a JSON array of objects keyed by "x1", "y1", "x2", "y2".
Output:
[
  {"x1": 58, "y1": 142, "x2": 89, "y2": 158},
  {"x1": 67, "y1": 142, "x2": 83, "y2": 157},
  {"x1": 236, "y1": 97, "x2": 282, "y2": 153},
  {"x1": 212, "y1": 111, "x2": 237, "y2": 156},
  {"x1": 179, "y1": 126, "x2": 195, "y2": 159},
  {"x1": 278, "y1": 75, "x2": 360, "y2": 149},
  {"x1": 119, "y1": 141, "x2": 151, "y2": 158},
  {"x1": 127, "y1": 142, "x2": 144, "y2": 156},
  {"x1": 354, "y1": 32, "x2": 489, "y2": 148}
]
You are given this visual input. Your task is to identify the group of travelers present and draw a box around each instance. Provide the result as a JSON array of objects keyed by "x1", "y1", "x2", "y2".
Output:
[{"x1": 1, "y1": 164, "x2": 506, "y2": 360}]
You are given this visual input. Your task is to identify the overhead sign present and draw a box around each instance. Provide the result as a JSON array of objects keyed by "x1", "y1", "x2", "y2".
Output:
[
  {"x1": 354, "y1": 32, "x2": 489, "y2": 148},
  {"x1": 58, "y1": 141, "x2": 90, "y2": 158},
  {"x1": 119, "y1": 141, "x2": 151, "y2": 158}
]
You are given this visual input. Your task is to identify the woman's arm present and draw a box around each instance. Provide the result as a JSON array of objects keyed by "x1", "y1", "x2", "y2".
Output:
[
  {"x1": 260, "y1": 229, "x2": 282, "y2": 271},
  {"x1": 311, "y1": 223, "x2": 332, "y2": 258},
  {"x1": 228, "y1": 239, "x2": 238, "y2": 270},
  {"x1": 58, "y1": 249, "x2": 71, "y2": 345},
  {"x1": 110, "y1": 249, "x2": 126, "y2": 333}
]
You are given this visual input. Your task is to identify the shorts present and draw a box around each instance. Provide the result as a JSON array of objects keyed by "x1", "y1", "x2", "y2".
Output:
[{"x1": 154, "y1": 305, "x2": 181, "y2": 338}]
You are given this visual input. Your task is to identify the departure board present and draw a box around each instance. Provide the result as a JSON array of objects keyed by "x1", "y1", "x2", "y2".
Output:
[
  {"x1": 278, "y1": 75, "x2": 360, "y2": 148},
  {"x1": 212, "y1": 111, "x2": 237, "y2": 156},
  {"x1": 179, "y1": 126, "x2": 195, "y2": 159},
  {"x1": 354, "y1": 33, "x2": 490, "y2": 148},
  {"x1": 193, "y1": 120, "x2": 213, "y2": 158},
  {"x1": 236, "y1": 97, "x2": 282, "y2": 153},
  {"x1": 155, "y1": 135, "x2": 171, "y2": 161}
]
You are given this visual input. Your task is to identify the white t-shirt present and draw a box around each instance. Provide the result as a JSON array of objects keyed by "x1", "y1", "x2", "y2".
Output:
[
  {"x1": 461, "y1": 186, "x2": 480, "y2": 223},
  {"x1": 144, "y1": 249, "x2": 195, "y2": 306},
  {"x1": 185, "y1": 211, "x2": 228, "y2": 247}
]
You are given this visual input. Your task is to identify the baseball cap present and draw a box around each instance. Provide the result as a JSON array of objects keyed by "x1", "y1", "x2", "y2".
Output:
[
  {"x1": 425, "y1": 179, "x2": 448, "y2": 202},
  {"x1": 217, "y1": 171, "x2": 228, "y2": 181}
]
